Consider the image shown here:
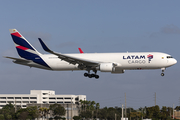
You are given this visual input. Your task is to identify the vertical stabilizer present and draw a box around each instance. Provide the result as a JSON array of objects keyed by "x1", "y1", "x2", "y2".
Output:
[{"x1": 9, "y1": 29, "x2": 41, "y2": 59}]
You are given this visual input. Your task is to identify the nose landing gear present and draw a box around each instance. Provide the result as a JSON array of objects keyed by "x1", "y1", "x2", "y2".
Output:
[
  {"x1": 161, "y1": 68, "x2": 166, "y2": 76},
  {"x1": 161, "y1": 73, "x2": 164, "y2": 76}
]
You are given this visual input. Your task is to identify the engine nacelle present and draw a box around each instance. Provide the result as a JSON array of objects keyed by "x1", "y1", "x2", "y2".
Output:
[
  {"x1": 100, "y1": 63, "x2": 115, "y2": 72},
  {"x1": 111, "y1": 67, "x2": 124, "y2": 74},
  {"x1": 99, "y1": 63, "x2": 124, "y2": 73}
]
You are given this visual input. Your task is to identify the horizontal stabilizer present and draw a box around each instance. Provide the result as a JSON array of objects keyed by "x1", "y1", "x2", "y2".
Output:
[
  {"x1": 5, "y1": 56, "x2": 51, "y2": 70},
  {"x1": 4, "y1": 56, "x2": 31, "y2": 61}
]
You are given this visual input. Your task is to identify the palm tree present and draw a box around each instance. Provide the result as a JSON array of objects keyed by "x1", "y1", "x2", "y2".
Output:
[
  {"x1": 86, "y1": 101, "x2": 91, "y2": 111},
  {"x1": 39, "y1": 107, "x2": 49, "y2": 120},
  {"x1": 95, "y1": 103, "x2": 100, "y2": 118},
  {"x1": 79, "y1": 100, "x2": 85, "y2": 111},
  {"x1": 90, "y1": 101, "x2": 96, "y2": 111}
]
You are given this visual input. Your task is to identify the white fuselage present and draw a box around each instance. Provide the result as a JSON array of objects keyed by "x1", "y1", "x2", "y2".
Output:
[
  {"x1": 39, "y1": 52, "x2": 177, "y2": 71},
  {"x1": 8, "y1": 29, "x2": 177, "y2": 78}
]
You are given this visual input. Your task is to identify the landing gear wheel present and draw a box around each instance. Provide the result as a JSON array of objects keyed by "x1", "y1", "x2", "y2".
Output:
[
  {"x1": 161, "y1": 68, "x2": 165, "y2": 77},
  {"x1": 84, "y1": 73, "x2": 88, "y2": 77},
  {"x1": 88, "y1": 74, "x2": 92, "y2": 78},
  {"x1": 161, "y1": 73, "x2": 164, "y2": 76},
  {"x1": 91, "y1": 74, "x2": 95, "y2": 77},
  {"x1": 95, "y1": 75, "x2": 99, "y2": 79}
]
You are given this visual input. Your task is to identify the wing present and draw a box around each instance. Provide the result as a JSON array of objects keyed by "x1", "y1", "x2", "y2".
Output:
[{"x1": 38, "y1": 38, "x2": 99, "y2": 69}]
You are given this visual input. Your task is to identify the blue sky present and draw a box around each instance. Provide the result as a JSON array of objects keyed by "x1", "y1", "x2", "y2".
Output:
[{"x1": 0, "y1": 1, "x2": 180, "y2": 109}]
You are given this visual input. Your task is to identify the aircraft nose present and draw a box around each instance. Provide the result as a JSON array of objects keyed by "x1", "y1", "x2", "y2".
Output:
[{"x1": 172, "y1": 58, "x2": 177, "y2": 65}]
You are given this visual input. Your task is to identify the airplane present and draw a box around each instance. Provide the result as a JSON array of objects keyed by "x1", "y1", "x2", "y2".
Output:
[{"x1": 5, "y1": 29, "x2": 177, "y2": 79}]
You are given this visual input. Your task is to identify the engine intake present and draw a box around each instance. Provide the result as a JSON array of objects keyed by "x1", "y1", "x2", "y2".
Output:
[{"x1": 100, "y1": 63, "x2": 115, "y2": 72}]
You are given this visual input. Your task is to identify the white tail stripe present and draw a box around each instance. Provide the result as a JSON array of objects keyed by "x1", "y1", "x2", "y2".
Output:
[{"x1": 26, "y1": 49, "x2": 39, "y2": 55}]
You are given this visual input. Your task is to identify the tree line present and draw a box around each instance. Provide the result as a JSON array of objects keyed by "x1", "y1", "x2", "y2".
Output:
[
  {"x1": 0, "y1": 103, "x2": 65, "y2": 120},
  {"x1": 0, "y1": 100, "x2": 180, "y2": 120},
  {"x1": 75, "y1": 100, "x2": 180, "y2": 120}
]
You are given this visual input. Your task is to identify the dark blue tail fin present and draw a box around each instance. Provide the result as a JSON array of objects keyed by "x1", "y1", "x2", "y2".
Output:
[{"x1": 9, "y1": 29, "x2": 41, "y2": 60}]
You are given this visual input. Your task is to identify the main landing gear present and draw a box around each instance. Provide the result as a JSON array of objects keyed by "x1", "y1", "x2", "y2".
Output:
[
  {"x1": 84, "y1": 70, "x2": 99, "y2": 79},
  {"x1": 161, "y1": 68, "x2": 165, "y2": 76},
  {"x1": 84, "y1": 73, "x2": 99, "y2": 79}
]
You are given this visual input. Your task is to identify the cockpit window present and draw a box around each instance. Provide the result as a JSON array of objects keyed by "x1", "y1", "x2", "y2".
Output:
[{"x1": 167, "y1": 56, "x2": 173, "y2": 58}]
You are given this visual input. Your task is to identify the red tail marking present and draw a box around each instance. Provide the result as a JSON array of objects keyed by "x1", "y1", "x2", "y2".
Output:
[
  {"x1": 11, "y1": 32, "x2": 22, "y2": 37},
  {"x1": 16, "y1": 46, "x2": 28, "y2": 50},
  {"x1": 78, "y1": 48, "x2": 84, "y2": 53}
]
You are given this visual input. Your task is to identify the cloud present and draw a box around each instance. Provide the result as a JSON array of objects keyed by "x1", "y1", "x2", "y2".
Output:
[
  {"x1": 150, "y1": 24, "x2": 180, "y2": 38},
  {"x1": 161, "y1": 24, "x2": 180, "y2": 34}
]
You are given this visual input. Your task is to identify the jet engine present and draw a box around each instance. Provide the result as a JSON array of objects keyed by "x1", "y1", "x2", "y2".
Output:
[
  {"x1": 99, "y1": 63, "x2": 115, "y2": 72},
  {"x1": 99, "y1": 63, "x2": 124, "y2": 73}
]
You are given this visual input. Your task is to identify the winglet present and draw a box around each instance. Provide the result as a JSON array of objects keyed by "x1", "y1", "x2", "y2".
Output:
[
  {"x1": 78, "y1": 48, "x2": 84, "y2": 53},
  {"x1": 38, "y1": 38, "x2": 52, "y2": 52}
]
